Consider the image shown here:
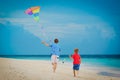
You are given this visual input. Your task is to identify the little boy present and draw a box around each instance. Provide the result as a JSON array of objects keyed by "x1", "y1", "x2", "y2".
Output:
[{"x1": 69, "y1": 48, "x2": 81, "y2": 77}]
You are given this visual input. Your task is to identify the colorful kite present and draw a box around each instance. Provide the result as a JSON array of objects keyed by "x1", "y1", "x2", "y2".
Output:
[{"x1": 25, "y1": 6, "x2": 40, "y2": 22}]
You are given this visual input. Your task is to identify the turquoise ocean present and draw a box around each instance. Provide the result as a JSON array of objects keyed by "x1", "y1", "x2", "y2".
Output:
[{"x1": 0, "y1": 55, "x2": 120, "y2": 70}]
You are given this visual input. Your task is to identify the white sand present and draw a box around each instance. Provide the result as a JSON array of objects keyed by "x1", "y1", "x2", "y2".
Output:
[{"x1": 0, "y1": 58, "x2": 120, "y2": 80}]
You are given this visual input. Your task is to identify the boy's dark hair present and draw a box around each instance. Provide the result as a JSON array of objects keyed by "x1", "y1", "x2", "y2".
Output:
[
  {"x1": 74, "y1": 48, "x2": 79, "y2": 53},
  {"x1": 54, "y1": 38, "x2": 59, "y2": 43}
]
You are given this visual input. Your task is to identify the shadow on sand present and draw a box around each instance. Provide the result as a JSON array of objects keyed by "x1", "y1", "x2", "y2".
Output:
[{"x1": 98, "y1": 72, "x2": 120, "y2": 77}]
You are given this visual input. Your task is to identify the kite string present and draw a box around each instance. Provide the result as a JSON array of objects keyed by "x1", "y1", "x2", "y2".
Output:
[
  {"x1": 40, "y1": 25, "x2": 52, "y2": 44},
  {"x1": 37, "y1": 23, "x2": 52, "y2": 44},
  {"x1": 38, "y1": 24, "x2": 48, "y2": 41}
]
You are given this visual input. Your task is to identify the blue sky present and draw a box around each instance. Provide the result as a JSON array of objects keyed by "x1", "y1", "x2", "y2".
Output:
[{"x1": 0, "y1": 0, "x2": 120, "y2": 55}]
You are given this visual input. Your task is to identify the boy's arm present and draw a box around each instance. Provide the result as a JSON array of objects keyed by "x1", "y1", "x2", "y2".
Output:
[{"x1": 42, "y1": 41, "x2": 50, "y2": 47}]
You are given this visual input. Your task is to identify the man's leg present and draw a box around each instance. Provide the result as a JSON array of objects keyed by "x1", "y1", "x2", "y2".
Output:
[
  {"x1": 52, "y1": 63, "x2": 55, "y2": 72},
  {"x1": 52, "y1": 63, "x2": 57, "y2": 73},
  {"x1": 54, "y1": 63, "x2": 57, "y2": 72}
]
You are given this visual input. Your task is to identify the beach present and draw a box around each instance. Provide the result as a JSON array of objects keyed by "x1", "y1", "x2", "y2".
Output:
[{"x1": 0, "y1": 58, "x2": 120, "y2": 80}]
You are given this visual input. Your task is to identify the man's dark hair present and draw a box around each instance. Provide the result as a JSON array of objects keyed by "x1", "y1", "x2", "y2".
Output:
[{"x1": 54, "y1": 38, "x2": 59, "y2": 43}]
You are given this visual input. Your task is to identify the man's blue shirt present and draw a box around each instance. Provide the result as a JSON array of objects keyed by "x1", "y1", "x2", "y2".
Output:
[{"x1": 50, "y1": 43, "x2": 61, "y2": 56}]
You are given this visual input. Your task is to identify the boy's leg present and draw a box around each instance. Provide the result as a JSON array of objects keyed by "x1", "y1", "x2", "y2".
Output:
[
  {"x1": 77, "y1": 70, "x2": 79, "y2": 75},
  {"x1": 73, "y1": 65, "x2": 76, "y2": 77},
  {"x1": 76, "y1": 64, "x2": 80, "y2": 77},
  {"x1": 73, "y1": 70, "x2": 76, "y2": 77},
  {"x1": 75, "y1": 70, "x2": 79, "y2": 77},
  {"x1": 73, "y1": 64, "x2": 80, "y2": 77}
]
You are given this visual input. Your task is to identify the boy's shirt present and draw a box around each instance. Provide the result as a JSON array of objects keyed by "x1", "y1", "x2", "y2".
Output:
[
  {"x1": 50, "y1": 43, "x2": 61, "y2": 56},
  {"x1": 71, "y1": 53, "x2": 81, "y2": 64}
]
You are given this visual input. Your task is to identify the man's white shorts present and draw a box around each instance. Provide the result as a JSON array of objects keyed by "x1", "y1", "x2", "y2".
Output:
[{"x1": 51, "y1": 55, "x2": 59, "y2": 63}]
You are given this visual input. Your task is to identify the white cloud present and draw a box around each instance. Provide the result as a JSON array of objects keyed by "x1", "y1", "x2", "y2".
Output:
[
  {"x1": 101, "y1": 27, "x2": 116, "y2": 39},
  {"x1": 0, "y1": 14, "x2": 116, "y2": 41}
]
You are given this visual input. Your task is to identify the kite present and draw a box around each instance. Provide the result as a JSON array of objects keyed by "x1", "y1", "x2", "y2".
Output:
[{"x1": 25, "y1": 6, "x2": 40, "y2": 22}]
